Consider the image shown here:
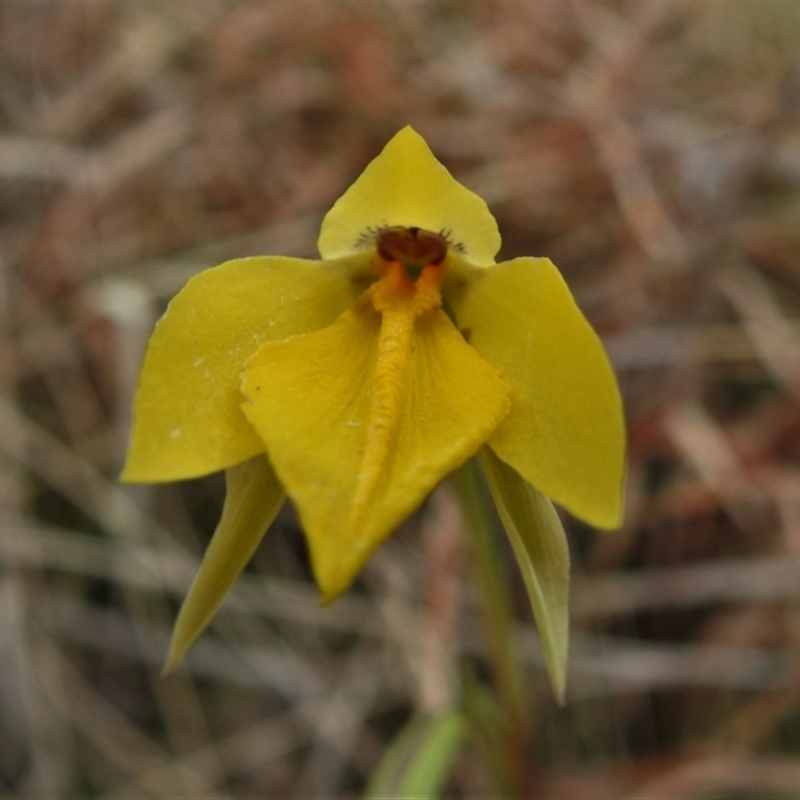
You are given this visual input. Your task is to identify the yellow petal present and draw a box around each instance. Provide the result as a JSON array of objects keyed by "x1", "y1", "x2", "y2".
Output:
[
  {"x1": 241, "y1": 301, "x2": 511, "y2": 601},
  {"x1": 164, "y1": 455, "x2": 284, "y2": 672},
  {"x1": 448, "y1": 257, "x2": 625, "y2": 529},
  {"x1": 317, "y1": 126, "x2": 501, "y2": 267},
  {"x1": 480, "y1": 447, "x2": 570, "y2": 704},
  {"x1": 122, "y1": 255, "x2": 366, "y2": 483}
]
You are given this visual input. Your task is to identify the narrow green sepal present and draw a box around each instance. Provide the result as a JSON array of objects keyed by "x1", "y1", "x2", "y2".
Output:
[
  {"x1": 164, "y1": 455, "x2": 285, "y2": 673},
  {"x1": 480, "y1": 447, "x2": 570, "y2": 704}
]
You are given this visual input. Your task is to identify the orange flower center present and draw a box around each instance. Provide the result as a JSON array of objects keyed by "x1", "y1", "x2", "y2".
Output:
[
  {"x1": 345, "y1": 227, "x2": 449, "y2": 523},
  {"x1": 376, "y1": 226, "x2": 448, "y2": 277}
]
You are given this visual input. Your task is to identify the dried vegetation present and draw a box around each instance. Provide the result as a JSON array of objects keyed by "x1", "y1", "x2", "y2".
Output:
[{"x1": 2, "y1": 2, "x2": 800, "y2": 797}]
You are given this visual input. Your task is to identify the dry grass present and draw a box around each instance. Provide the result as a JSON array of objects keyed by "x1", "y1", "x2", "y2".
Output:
[{"x1": 2, "y1": 1, "x2": 800, "y2": 797}]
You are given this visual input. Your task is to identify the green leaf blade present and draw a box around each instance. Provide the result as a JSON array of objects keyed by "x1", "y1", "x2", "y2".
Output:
[{"x1": 365, "y1": 711, "x2": 466, "y2": 800}]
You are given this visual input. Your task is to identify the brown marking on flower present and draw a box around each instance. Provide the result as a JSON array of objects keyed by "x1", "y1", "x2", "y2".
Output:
[{"x1": 377, "y1": 227, "x2": 448, "y2": 273}]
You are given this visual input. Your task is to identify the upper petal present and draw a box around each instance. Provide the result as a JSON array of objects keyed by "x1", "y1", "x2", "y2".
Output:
[
  {"x1": 447, "y1": 257, "x2": 625, "y2": 529},
  {"x1": 122, "y1": 255, "x2": 366, "y2": 482},
  {"x1": 317, "y1": 127, "x2": 500, "y2": 267},
  {"x1": 241, "y1": 302, "x2": 511, "y2": 601}
]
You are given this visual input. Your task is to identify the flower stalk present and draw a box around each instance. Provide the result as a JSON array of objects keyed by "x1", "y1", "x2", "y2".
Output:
[{"x1": 454, "y1": 458, "x2": 534, "y2": 798}]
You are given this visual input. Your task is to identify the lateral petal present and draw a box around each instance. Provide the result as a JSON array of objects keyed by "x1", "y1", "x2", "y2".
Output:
[
  {"x1": 241, "y1": 305, "x2": 511, "y2": 602},
  {"x1": 317, "y1": 127, "x2": 500, "y2": 267},
  {"x1": 448, "y1": 257, "x2": 625, "y2": 529},
  {"x1": 164, "y1": 455, "x2": 285, "y2": 671},
  {"x1": 122, "y1": 256, "x2": 366, "y2": 482}
]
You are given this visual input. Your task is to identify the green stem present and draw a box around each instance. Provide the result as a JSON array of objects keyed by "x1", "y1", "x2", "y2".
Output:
[{"x1": 453, "y1": 457, "x2": 531, "y2": 797}]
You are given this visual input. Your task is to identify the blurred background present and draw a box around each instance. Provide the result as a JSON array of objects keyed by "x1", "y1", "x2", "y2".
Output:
[{"x1": 2, "y1": 1, "x2": 800, "y2": 797}]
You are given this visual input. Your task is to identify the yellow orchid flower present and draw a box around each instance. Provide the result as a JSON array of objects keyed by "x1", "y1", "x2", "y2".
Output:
[{"x1": 122, "y1": 127, "x2": 625, "y2": 689}]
